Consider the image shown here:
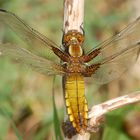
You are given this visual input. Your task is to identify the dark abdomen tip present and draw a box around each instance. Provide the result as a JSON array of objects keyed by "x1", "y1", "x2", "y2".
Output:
[{"x1": 62, "y1": 120, "x2": 77, "y2": 138}]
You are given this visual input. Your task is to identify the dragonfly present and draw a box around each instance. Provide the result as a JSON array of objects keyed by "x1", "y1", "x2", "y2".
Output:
[{"x1": 0, "y1": 9, "x2": 140, "y2": 138}]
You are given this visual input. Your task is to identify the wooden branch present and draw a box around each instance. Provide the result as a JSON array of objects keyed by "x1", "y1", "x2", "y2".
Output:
[
  {"x1": 88, "y1": 91, "x2": 140, "y2": 131},
  {"x1": 63, "y1": 0, "x2": 84, "y2": 33}
]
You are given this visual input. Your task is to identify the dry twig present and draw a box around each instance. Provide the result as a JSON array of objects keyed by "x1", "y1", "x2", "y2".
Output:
[{"x1": 88, "y1": 91, "x2": 140, "y2": 132}]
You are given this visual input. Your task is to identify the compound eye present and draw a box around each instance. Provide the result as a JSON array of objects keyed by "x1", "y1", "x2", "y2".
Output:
[
  {"x1": 64, "y1": 35, "x2": 71, "y2": 42},
  {"x1": 77, "y1": 34, "x2": 84, "y2": 43}
]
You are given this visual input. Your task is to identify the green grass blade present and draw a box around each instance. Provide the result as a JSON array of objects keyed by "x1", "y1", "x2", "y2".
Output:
[
  {"x1": 0, "y1": 107, "x2": 23, "y2": 140},
  {"x1": 52, "y1": 76, "x2": 63, "y2": 140}
]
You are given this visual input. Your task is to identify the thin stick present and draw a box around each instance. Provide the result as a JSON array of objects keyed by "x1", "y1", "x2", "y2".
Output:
[
  {"x1": 88, "y1": 91, "x2": 140, "y2": 131},
  {"x1": 63, "y1": 0, "x2": 84, "y2": 33}
]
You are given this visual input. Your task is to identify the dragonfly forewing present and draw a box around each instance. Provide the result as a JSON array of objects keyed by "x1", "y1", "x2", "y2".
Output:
[
  {"x1": 86, "y1": 17, "x2": 140, "y2": 84},
  {"x1": 0, "y1": 9, "x2": 63, "y2": 62}
]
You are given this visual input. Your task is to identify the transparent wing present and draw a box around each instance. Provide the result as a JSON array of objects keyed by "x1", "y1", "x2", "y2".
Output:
[
  {"x1": 87, "y1": 17, "x2": 140, "y2": 84},
  {"x1": 0, "y1": 9, "x2": 61, "y2": 62},
  {"x1": 92, "y1": 42, "x2": 140, "y2": 84},
  {"x1": 0, "y1": 43, "x2": 65, "y2": 75}
]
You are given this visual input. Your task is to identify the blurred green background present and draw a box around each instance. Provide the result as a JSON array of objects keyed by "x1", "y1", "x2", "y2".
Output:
[{"x1": 0, "y1": 0, "x2": 140, "y2": 140}]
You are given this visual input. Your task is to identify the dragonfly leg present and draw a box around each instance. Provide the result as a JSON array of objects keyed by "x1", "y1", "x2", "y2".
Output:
[
  {"x1": 82, "y1": 48, "x2": 101, "y2": 63},
  {"x1": 84, "y1": 63, "x2": 101, "y2": 76}
]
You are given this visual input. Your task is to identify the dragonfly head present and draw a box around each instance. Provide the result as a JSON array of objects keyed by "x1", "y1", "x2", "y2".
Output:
[
  {"x1": 63, "y1": 30, "x2": 85, "y2": 57},
  {"x1": 63, "y1": 30, "x2": 85, "y2": 46}
]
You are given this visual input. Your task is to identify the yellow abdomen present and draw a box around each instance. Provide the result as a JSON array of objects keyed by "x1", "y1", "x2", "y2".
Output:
[{"x1": 64, "y1": 74, "x2": 88, "y2": 134}]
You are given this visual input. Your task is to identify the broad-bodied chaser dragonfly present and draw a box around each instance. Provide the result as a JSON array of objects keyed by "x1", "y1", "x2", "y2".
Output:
[{"x1": 0, "y1": 9, "x2": 140, "y2": 138}]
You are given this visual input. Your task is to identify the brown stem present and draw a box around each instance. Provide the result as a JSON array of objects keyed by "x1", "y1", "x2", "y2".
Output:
[
  {"x1": 63, "y1": 0, "x2": 84, "y2": 33},
  {"x1": 88, "y1": 91, "x2": 140, "y2": 131}
]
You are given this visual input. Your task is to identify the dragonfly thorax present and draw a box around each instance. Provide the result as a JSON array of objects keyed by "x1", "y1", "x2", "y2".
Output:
[{"x1": 69, "y1": 44, "x2": 83, "y2": 57}]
